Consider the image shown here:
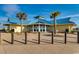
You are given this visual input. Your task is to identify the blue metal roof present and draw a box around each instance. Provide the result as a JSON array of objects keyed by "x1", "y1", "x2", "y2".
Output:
[
  {"x1": 1, "y1": 17, "x2": 76, "y2": 25},
  {"x1": 50, "y1": 17, "x2": 75, "y2": 24},
  {"x1": 26, "y1": 17, "x2": 75, "y2": 25}
]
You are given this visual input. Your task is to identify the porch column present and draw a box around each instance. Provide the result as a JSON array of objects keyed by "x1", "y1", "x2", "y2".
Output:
[
  {"x1": 39, "y1": 24, "x2": 40, "y2": 32},
  {"x1": 32, "y1": 25, "x2": 34, "y2": 32},
  {"x1": 68, "y1": 26, "x2": 71, "y2": 32},
  {"x1": 45, "y1": 25, "x2": 46, "y2": 32}
]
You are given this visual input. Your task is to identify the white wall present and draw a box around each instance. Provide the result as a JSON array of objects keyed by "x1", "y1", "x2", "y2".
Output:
[{"x1": 10, "y1": 26, "x2": 24, "y2": 32}]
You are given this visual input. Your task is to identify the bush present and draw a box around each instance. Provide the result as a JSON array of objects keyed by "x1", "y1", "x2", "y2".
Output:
[{"x1": 70, "y1": 30, "x2": 75, "y2": 34}]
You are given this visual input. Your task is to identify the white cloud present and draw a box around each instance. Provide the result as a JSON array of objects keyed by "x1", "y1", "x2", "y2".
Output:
[
  {"x1": 0, "y1": 16, "x2": 8, "y2": 24},
  {"x1": 0, "y1": 16, "x2": 7, "y2": 21},
  {"x1": 66, "y1": 14, "x2": 79, "y2": 17},
  {"x1": 60, "y1": 14, "x2": 79, "y2": 18},
  {"x1": 3, "y1": 4, "x2": 21, "y2": 17}
]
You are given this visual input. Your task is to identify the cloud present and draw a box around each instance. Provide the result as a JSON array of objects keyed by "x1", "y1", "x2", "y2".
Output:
[
  {"x1": 2, "y1": 4, "x2": 21, "y2": 17},
  {"x1": 0, "y1": 16, "x2": 7, "y2": 21},
  {"x1": 0, "y1": 16, "x2": 8, "y2": 24},
  {"x1": 60, "y1": 14, "x2": 79, "y2": 18}
]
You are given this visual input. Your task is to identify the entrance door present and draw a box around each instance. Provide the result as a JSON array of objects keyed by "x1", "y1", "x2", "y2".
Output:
[
  {"x1": 40, "y1": 25, "x2": 46, "y2": 32},
  {"x1": 32, "y1": 25, "x2": 47, "y2": 32}
]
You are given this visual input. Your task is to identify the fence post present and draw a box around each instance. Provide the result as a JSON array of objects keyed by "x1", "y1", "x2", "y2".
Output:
[
  {"x1": 25, "y1": 32, "x2": 27, "y2": 44},
  {"x1": 51, "y1": 32, "x2": 54, "y2": 44},
  {"x1": 77, "y1": 32, "x2": 79, "y2": 43},
  {"x1": 38, "y1": 32, "x2": 40, "y2": 44},
  {"x1": 64, "y1": 31, "x2": 67, "y2": 44},
  {"x1": 11, "y1": 32, "x2": 14, "y2": 44}
]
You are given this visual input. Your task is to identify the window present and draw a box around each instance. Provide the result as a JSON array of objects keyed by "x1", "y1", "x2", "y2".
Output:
[
  {"x1": 34, "y1": 29, "x2": 36, "y2": 31},
  {"x1": 40, "y1": 29, "x2": 42, "y2": 32},
  {"x1": 43, "y1": 29, "x2": 45, "y2": 31},
  {"x1": 37, "y1": 29, "x2": 38, "y2": 31}
]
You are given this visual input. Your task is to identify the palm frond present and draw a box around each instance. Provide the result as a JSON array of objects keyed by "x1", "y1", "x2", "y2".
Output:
[
  {"x1": 50, "y1": 11, "x2": 60, "y2": 18},
  {"x1": 16, "y1": 12, "x2": 27, "y2": 20}
]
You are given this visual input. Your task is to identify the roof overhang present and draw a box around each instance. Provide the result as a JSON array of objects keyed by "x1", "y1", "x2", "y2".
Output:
[
  {"x1": 50, "y1": 24, "x2": 76, "y2": 26},
  {"x1": 3, "y1": 24, "x2": 27, "y2": 26},
  {"x1": 26, "y1": 23, "x2": 51, "y2": 26},
  {"x1": 3, "y1": 23, "x2": 76, "y2": 27}
]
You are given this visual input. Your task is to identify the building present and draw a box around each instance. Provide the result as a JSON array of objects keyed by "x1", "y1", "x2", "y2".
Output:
[{"x1": 3, "y1": 17, "x2": 76, "y2": 32}]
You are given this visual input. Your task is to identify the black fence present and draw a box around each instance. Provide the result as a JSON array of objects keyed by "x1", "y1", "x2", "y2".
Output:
[{"x1": 0, "y1": 31, "x2": 79, "y2": 44}]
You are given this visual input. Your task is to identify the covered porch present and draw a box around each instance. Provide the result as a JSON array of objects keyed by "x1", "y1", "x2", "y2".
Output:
[{"x1": 27, "y1": 24, "x2": 51, "y2": 32}]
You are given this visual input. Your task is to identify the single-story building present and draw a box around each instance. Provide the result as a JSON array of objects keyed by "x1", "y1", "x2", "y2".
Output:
[{"x1": 3, "y1": 17, "x2": 76, "y2": 32}]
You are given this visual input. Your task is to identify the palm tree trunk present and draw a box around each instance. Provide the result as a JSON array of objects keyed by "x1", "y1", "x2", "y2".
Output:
[
  {"x1": 54, "y1": 17, "x2": 56, "y2": 34},
  {"x1": 8, "y1": 25, "x2": 10, "y2": 31},
  {"x1": 21, "y1": 20, "x2": 23, "y2": 33}
]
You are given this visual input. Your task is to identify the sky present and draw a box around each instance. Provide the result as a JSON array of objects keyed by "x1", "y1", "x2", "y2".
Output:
[{"x1": 0, "y1": 4, "x2": 79, "y2": 27}]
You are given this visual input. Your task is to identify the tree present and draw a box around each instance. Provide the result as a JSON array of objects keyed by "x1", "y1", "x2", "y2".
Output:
[
  {"x1": 50, "y1": 11, "x2": 60, "y2": 34},
  {"x1": 16, "y1": 12, "x2": 27, "y2": 32},
  {"x1": 7, "y1": 18, "x2": 10, "y2": 31}
]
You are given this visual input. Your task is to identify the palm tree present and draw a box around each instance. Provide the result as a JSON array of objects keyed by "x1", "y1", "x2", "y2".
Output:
[
  {"x1": 50, "y1": 11, "x2": 60, "y2": 34},
  {"x1": 7, "y1": 18, "x2": 10, "y2": 31},
  {"x1": 34, "y1": 15, "x2": 44, "y2": 44},
  {"x1": 16, "y1": 12, "x2": 27, "y2": 32}
]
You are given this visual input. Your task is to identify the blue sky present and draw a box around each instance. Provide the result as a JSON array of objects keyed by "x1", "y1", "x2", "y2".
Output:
[{"x1": 0, "y1": 4, "x2": 79, "y2": 25}]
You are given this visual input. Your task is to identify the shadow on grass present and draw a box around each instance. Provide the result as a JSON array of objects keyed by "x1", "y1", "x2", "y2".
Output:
[
  {"x1": 27, "y1": 40, "x2": 38, "y2": 44},
  {"x1": 14, "y1": 40, "x2": 25, "y2": 44},
  {"x1": 54, "y1": 35, "x2": 64, "y2": 37},
  {"x1": 33, "y1": 39, "x2": 51, "y2": 44},
  {"x1": 22, "y1": 39, "x2": 38, "y2": 44},
  {"x1": 43, "y1": 34, "x2": 51, "y2": 36},
  {"x1": 67, "y1": 36, "x2": 76, "y2": 39},
  {"x1": 54, "y1": 40, "x2": 64, "y2": 44},
  {"x1": 33, "y1": 39, "x2": 65, "y2": 44},
  {"x1": 43, "y1": 34, "x2": 64, "y2": 37},
  {"x1": 67, "y1": 41, "x2": 77, "y2": 44},
  {"x1": 3, "y1": 40, "x2": 12, "y2": 44},
  {"x1": 54, "y1": 39, "x2": 77, "y2": 44}
]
